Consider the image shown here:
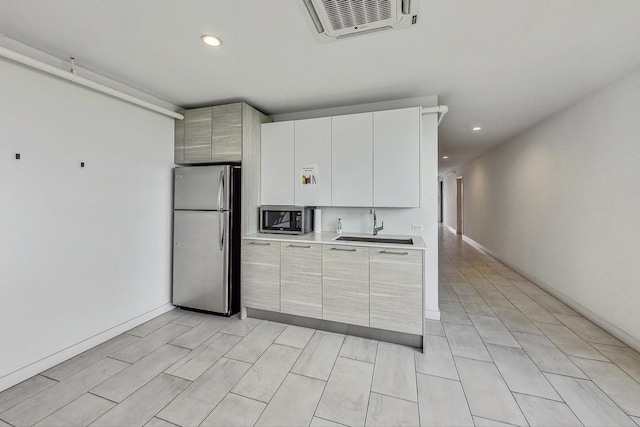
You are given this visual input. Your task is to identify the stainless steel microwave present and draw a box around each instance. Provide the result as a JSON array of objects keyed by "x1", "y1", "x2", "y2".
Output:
[{"x1": 259, "y1": 206, "x2": 313, "y2": 235}]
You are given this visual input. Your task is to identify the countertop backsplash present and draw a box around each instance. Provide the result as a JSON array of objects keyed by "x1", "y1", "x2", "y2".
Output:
[{"x1": 318, "y1": 206, "x2": 423, "y2": 235}]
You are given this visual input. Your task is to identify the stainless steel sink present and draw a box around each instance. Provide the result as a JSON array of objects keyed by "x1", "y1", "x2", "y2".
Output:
[{"x1": 334, "y1": 236, "x2": 414, "y2": 245}]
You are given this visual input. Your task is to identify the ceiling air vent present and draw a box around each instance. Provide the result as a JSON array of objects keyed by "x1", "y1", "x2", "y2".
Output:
[{"x1": 301, "y1": 0, "x2": 418, "y2": 42}]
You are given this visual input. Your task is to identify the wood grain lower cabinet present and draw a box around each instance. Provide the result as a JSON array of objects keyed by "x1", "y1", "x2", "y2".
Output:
[
  {"x1": 322, "y1": 245, "x2": 370, "y2": 326},
  {"x1": 241, "y1": 240, "x2": 281, "y2": 312},
  {"x1": 280, "y1": 243, "x2": 322, "y2": 319},
  {"x1": 370, "y1": 248, "x2": 423, "y2": 334}
]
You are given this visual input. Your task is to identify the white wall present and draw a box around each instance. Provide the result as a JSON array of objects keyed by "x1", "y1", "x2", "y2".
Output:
[
  {"x1": 0, "y1": 58, "x2": 175, "y2": 390},
  {"x1": 451, "y1": 66, "x2": 640, "y2": 348}
]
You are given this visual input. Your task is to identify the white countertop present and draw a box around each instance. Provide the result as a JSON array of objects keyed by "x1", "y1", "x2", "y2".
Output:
[{"x1": 243, "y1": 231, "x2": 426, "y2": 251}]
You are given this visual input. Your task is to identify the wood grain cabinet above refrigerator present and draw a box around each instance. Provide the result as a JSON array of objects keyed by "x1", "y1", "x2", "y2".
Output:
[{"x1": 175, "y1": 102, "x2": 266, "y2": 164}]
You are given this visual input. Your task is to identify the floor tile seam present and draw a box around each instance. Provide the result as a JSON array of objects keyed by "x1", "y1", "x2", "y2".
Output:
[
  {"x1": 126, "y1": 331, "x2": 148, "y2": 338},
  {"x1": 287, "y1": 370, "x2": 330, "y2": 384},
  {"x1": 450, "y1": 351, "x2": 503, "y2": 425},
  {"x1": 455, "y1": 350, "x2": 528, "y2": 421},
  {"x1": 530, "y1": 324, "x2": 611, "y2": 362},
  {"x1": 170, "y1": 313, "x2": 206, "y2": 328},
  {"x1": 160, "y1": 358, "x2": 252, "y2": 426},
  {"x1": 227, "y1": 390, "x2": 270, "y2": 407},
  {"x1": 554, "y1": 319, "x2": 629, "y2": 349},
  {"x1": 422, "y1": 330, "x2": 463, "y2": 383},
  {"x1": 540, "y1": 372, "x2": 604, "y2": 427},
  {"x1": 472, "y1": 415, "x2": 519, "y2": 426},
  {"x1": 510, "y1": 335, "x2": 588, "y2": 378},
  {"x1": 114, "y1": 372, "x2": 189, "y2": 427},
  {"x1": 311, "y1": 371, "x2": 332, "y2": 425},
  {"x1": 165, "y1": 341, "x2": 193, "y2": 351},
  {"x1": 233, "y1": 338, "x2": 308, "y2": 405},
  {"x1": 28, "y1": 389, "x2": 114, "y2": 427},
  {"x1": 271, "y1": 340, "x2": 309, "y2": 351},
  {"x1": 368, "y1": 388, "x2": 418, "y2": 405},
  {"x1": 338, "y1": 353, "x2": 376, "y2": 365},
  {"x1": 161, "y1": 371, "x2": 195, "y2": 384},
  {"x1": 510, "y1": 390, "x2": 567, "y2": 405},
  {"x1": 568, "y1": 355, "x2": 640, "y2": 389},
  {"x1": 574, "y1": 372, "x2": 640, "y2": 417},
  {"x1": 220, "y1": 326, "x2": 288, "y2": 365},
  {"x1": 361, "y1": 340, "x2": 383, "y2": 425},
  {"x1": 415, "y1": 369, "x2": 463, "y2": 386},
  {"x1": 220, "y1": 324, "x2": 261, "y2": 337},
  {"x1": 442, "y1": 325, "x2": 495, "y2": 363},
  {"x1": 33, "y1": 372, "x2": 59, "y2": 383},
  {"x1": 86, "y1": 390, "x2": 119, "y2": 404},
  {"x1": 468, "y1": 315, "x2": 522, "y2": 349},
  {"x1": 0, "y1": 416, "x2": 16, "y2": 427},
  {"x1": 314, "y1": 415, "x2": 346, "y2": 426}
]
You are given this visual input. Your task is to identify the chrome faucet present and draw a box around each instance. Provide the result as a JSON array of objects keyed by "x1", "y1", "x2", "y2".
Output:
[{"x1": 370, "y1": 208, "x2": 384, "y2": 236}]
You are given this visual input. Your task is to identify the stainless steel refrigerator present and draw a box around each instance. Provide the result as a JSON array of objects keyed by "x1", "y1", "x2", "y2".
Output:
[{"x1": 172, "y1": 165, "x2": 241, "y2": 315}]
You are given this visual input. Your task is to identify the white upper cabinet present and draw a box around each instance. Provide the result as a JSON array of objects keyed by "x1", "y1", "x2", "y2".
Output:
[
  {"x1": 261, "y1": 121, "x2": 295, "y2": 205},
  {"x1": 373, "y1": 107, "x2": 421, "y2": 208},
  {"x1": 331, "y1": 113, "x2": 373, "y2": 207},
  {"x1": 294, "y1": 117, "x2": 332, "y2": 206}
]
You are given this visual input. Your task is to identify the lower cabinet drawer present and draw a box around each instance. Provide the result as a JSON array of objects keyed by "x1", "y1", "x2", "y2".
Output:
[
  {"x1": 241, "y1": 238, "x2": 424, "y2": 336},
  {"x1": 322, "y1": 245, "x2": 370, "y2": 327},
  {"x1": 280, "y1": 243, "x2": 323, "y2": 319},
  {"x1": 242, "y1": 240, "x2": 280, "y2": 311},
  {"x1": 370, "y1": 248, "x2": 423, "y2": 334}
]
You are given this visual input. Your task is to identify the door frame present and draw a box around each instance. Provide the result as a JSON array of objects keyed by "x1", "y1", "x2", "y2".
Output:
[{"x1": 456, "y1": 176, "x2": 463, "y2": 235}]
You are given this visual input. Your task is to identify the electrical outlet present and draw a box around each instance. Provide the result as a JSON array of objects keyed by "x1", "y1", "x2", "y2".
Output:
[{"x1": 412, "y1": 224, "x2": 424, "y2": 231}]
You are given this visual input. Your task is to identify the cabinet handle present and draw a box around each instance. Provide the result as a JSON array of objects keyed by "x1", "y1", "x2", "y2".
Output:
[
  {"x1": 250, "y1": 241, "x2": 271, "y2": 246},
  {"x1": 378, "y1": 250, "x2": 409, "y2": 255},
  {"x1": 330, "y1": 247, "x2": 357, "y2": 252},
  {"x1": 288, "y1": 244, "x2": 311, "y2": 248}
]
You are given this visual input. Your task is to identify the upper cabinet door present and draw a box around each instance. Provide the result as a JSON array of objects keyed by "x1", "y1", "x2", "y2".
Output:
[
  {"x1": 183, "y1": 107, "x2": 212, "y2": 164},
  {"x1": 373, "y1": 107, "x2": 420, "y2": 208},
  {"x1": 211, "y1": 103, "x2": 242, "y2": 162},
  {"x1": 295, "y1": 117, "x2": 332, "y2": 206},
  {"x1": 261, "y1": 121, "x2": 295, "y2": 205},
  {"x1": 331, "y1": 113, "x2": 373, "y2": 207}
]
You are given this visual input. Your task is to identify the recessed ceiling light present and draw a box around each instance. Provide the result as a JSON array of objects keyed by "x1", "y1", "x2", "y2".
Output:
[
  {"x1": 442, "y1": 156, "x2": 449, "y2": 159},
  {"x1": 472, "y1": 127, "x2": 482, "y2": 131},
  {"x1": 201, "y1": 34, "x2": 222, "y2": 47}
]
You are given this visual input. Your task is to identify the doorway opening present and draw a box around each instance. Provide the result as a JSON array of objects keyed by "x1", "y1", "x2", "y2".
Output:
[{"x1": 456, "y1": 176, "x2": 463, "y2": 235}]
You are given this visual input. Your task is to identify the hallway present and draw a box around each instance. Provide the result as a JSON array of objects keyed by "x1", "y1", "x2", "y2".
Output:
[{"x1": 436, "y1": 225, "x2": 640, "y2": 425}]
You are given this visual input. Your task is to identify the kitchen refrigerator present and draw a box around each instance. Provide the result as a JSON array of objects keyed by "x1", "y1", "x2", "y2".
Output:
[{"x1": 172, "y1": 165, "x2": 241, "y2": 315}]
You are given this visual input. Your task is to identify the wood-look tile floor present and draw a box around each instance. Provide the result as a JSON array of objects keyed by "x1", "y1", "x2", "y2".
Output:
[{"x1": 2, "y1": 226, "x2": 640, "y2": 426}]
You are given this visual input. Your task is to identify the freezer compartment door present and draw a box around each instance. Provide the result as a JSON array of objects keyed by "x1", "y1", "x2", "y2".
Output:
[
  {"x1": 174, "y1": 165, "x2": 231, "y2": 210},
  {"x1": 173, "y1": 210, "x2": 229, "y2": 313}
]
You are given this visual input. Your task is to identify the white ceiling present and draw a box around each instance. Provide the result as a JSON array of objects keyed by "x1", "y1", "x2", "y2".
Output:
[{"x1": 2, "y1": 0, "x2": 640, "y2": 174}]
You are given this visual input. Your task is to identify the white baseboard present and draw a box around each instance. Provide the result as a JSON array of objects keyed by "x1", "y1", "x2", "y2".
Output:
[
  {"x1": 461, "y1": 234, "x2": 640, "y2": 353},
  {"x1": 443, "y1": 223, "x2": 457, "y2": 235},
  {"x1": 0, "y1": 303, "x2": 174, "y2": 392},
  {"x1": 424, "y1": 310, "x2": 441, "y2": 321}
]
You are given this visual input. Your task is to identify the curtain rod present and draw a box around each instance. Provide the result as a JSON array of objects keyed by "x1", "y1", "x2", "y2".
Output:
[
  {"x1": 0, "y1": 45, "x2": 184, "y2": 120},
  {"x1": 422, "y1": 105, "x2": 449, "y2": 125}
]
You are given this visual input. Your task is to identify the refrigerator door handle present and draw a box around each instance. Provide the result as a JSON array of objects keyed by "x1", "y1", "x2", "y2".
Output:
[
  {"x1": 219, "y1": 210, "x2": 225, "y2": 251},
  {"x1": 218, "y1": 169, "x2": 225, "y2": 210}
]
